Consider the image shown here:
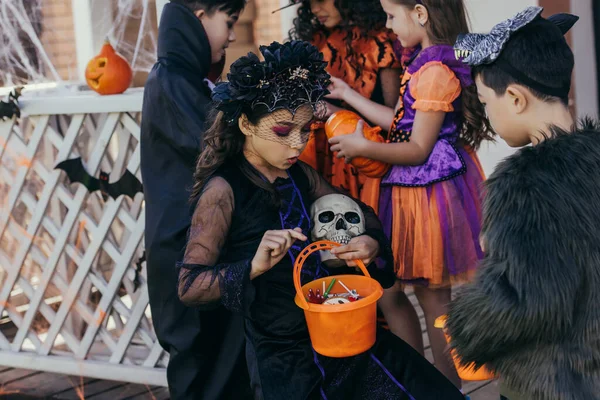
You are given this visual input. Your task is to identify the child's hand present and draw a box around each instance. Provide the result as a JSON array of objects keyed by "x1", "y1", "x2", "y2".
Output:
[
  {"x1": 250, "y1": 228, "x2": 307, "y2": 279},
  {"x1": 330, "y1": 235, "x2": 380, "y2": 267},
  {"x1": 323, "y1": 101, "x2": 343, "y2": 118},
  {"x1": 326, "y1": 77, "x2": 351, "y2": 101},
  {"x1": 328, "y1": 120, "x2": 368, "y2": 163}
]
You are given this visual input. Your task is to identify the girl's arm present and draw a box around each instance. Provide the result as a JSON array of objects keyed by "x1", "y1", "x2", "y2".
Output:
[
  {"x1": 178, "y1": 177, "x2": 307, "y2": 313},
  {"x1": 323, "y1": 65, "x2": 400, "y2": 120},
  {"x1": 330, "y1": 62, "x2": 461, "y2": 166},
  {"x1": 379, "y1": 67, "x2": 402, "y2": 108},
  {"x1": 359, "y1": 110, "x2": 445, "y2": 165},
  {"x1": 327, "y1": 77, "x2": 395, "y2": 129},
  {"x1": 329, "y1": 110, "x2": 444, "y2": 165},
  {"x1": 177, "y1": 177, "x2": 249, "y2": 311}
]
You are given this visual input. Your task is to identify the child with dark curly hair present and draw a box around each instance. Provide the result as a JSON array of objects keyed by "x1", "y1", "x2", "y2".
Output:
[
  {"x1": 176, "y1": 40, "x2": 465, "y2": 400},
  {"x1": 280, "y1": 0, "x2": 402, "y2": 208}
]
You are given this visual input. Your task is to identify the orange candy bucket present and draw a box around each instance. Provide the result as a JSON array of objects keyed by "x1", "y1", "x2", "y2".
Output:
[
  {"x1": 434, "y1": 315, "x2": 496, "y2": 381},
  {"x1": 293, "y1": 241, "x2": 384, "y2": 358}
]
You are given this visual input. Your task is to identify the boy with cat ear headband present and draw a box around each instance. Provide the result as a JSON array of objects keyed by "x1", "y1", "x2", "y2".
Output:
[{"x1": 445, "y1": 7, "x2": 600, "y2": 400}]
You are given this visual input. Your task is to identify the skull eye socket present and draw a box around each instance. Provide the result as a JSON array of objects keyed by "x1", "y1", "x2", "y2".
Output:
[
  {"x1": 344, "y1": 212, "x2": 360, "y2": 224},
  {"x1": 318, "y1": 211, "x2": 335, "y2": 223}
]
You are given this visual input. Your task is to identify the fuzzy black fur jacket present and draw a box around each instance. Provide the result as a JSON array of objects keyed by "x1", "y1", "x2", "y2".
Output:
[{"x1": 446, "y1": 121, "x2": 600, "y2": 400}]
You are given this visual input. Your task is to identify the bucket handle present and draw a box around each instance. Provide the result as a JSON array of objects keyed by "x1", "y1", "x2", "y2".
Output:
[{"x1": 293, "y1": 240, "x2": 371, "y2": 310}]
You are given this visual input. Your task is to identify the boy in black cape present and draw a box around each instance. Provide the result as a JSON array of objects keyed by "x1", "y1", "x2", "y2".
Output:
[{"x1": 140, "y1": 1, "x2": 251, "y2": 399}]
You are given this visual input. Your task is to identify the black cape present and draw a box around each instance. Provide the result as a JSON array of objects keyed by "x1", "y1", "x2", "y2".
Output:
[{"x1": 140, "y1": 3, "x2": 249, "y2": 399}]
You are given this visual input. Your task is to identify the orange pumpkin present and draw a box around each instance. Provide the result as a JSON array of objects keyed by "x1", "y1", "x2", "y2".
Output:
[
  {"x1": 85, "y1": 40, "x2": 133, "y2": 95},
  {"x1": 324, "y1": 110, "x2": 390, "y2": 178}
]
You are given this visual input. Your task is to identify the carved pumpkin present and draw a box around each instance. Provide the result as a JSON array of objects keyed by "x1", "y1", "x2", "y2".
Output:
[
  {"x1": 325, "y1": 110, "x2": 391, "y2": 178},
  {"x1": 85, "y1": 40, "x2": 133, "y2": 95}
]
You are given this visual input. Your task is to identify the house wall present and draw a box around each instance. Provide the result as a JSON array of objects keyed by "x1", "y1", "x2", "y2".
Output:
[
  {"x1": 571, "y1": 0, "x2": 598, "y2": 119},
  {"x1": 223, "y1": 0, "x2": 259, "y2": 75},
  {"x1": 40, "y1": 0, "x2": 78, "y2": 81}
]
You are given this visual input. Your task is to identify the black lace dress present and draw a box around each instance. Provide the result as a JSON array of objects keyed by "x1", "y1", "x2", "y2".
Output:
[{"x1": 178, "y1": 158, "x2": 464, "y2": 400}]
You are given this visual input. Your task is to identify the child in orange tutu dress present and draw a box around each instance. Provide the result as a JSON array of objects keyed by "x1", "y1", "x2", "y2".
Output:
[
  {"x1": 286, "y1": 0, "x2": 401, "y2": 205},
  {"x1": 325, "y1": 0, "x2": 492, "y2": 389}
]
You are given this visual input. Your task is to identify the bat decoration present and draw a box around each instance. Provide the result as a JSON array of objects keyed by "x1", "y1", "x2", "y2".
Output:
[
  {"x1": 0, "y1": 86, "x2": 23, "y2": 121},
  {"x1": 133, "y1": 250, "x2": 146, "y2": 292},
  {"x1": 55, "y1": 157, "x2": 143, "y2": 201}
]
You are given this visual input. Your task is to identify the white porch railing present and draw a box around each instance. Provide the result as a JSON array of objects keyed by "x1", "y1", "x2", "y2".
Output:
[{"x1": 0, "y1": 87, "x2": 168, "y2": 386}]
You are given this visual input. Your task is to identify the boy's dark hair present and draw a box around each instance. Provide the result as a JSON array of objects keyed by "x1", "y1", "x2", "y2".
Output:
[
  {"x1": 170, "y1": 0, "x2": 245, "y2": 15},
  {"x1": 473, "y1": 19, "x2": 574, "y2": 105}
]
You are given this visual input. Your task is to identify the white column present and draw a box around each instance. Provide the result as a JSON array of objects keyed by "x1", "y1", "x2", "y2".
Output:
[
  {"x1": 572, "y1": 0, "x2": 598, "y2": 119},
  {"x1": 156, "y1": 0, "x2": 169, "y2": 27},
  {"x1": 71, "y1": 0, "x2": 95, "y2": 82},
  {"x1": 465, "y1": 0, "x2": 538, "y2": 32},
  {"x1": 71, "y1": 0, "x2": 114, "y2": 82},
  {"x1": 279, "y1": 0, "x2": 298, "y2": 41}
]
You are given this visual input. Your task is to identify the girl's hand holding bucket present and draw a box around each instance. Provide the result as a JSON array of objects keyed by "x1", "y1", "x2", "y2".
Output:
[
  {"x1": 251, "y1": 228, "x2": 307, "y2": 279},
  {"x1": 330, "y1": 235, "x2": 379, "y2": 267}
]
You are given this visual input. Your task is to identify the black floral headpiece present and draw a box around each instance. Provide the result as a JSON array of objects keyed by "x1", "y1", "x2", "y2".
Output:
[{"x1": 212, "y1": 40, "x2": 331, "y2": 126}]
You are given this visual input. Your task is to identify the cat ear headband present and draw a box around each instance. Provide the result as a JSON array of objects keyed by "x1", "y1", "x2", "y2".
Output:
[{"x1": 454, "y1": 6, "x2": 579, "y2": 98}]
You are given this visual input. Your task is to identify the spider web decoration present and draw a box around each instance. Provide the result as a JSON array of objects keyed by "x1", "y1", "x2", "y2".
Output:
[
  {"x1": 103, "y1": 0, "x2": 158, "y2": 77},
  {"x1": 0, "y1": 0, "x2": 158, "y2": 86},
  {"x1": 0, "y1": 0, "x2": 51, "y2": 85}
]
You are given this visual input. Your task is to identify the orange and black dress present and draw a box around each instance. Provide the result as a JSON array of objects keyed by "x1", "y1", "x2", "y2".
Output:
[{"x1": 300, "y1": 27, "x2": 400, "y2": 208}]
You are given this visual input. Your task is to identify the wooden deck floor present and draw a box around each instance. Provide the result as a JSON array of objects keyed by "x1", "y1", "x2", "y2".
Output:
[
  {"x1": 0, "y1": 291, "x2": 499, "y2": 399},
  {"x1": 0, "y1": 367, "x2": 497, "y2": 399}
]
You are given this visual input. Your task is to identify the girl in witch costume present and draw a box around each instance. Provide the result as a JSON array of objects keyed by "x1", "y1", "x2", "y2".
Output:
[
  {"x1": 447, "y1": 7, "x2": 600, "y2": 400},
  {"x1": 285, "y1": 0, "x2": 401, "y2": 207},
  {"x1": 325, "y1": 0, "x2": 492, "y2": 388},
  {"x1": 176, "y1": 40, "x2": 465, "y2": 400}
]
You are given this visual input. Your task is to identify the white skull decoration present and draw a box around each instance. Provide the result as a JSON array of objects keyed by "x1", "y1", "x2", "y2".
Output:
[{"x1": 310, "y1": 194, "x2": 366, "y2": 264}]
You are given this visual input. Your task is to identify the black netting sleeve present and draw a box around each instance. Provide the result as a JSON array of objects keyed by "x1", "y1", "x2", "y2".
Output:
[{"x1": 177, "y1": 177, "x2": 255, "y2": 313}]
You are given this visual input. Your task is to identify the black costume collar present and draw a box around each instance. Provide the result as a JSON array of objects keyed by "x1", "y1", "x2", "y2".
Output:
[{"x1": 157, "y1": 2, "x2": 212, "y2": 82}]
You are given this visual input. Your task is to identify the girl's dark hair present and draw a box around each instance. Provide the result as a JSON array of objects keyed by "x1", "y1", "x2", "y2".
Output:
[
  {"x1": 289, "y1": 0, "x2": 389, "y2": 78},
  {"x1": 190, "y1": 108, "x2": 276, "y2": 201},
  {"x1": 191, "y1": 110, "x2": 243, "y2": 199},
  {"x1": 170, "y1": 0, "x2": 245, "y2": 15},
  {"x1": 391, "y1": 0, "x2": 492, "y2": 148}
]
